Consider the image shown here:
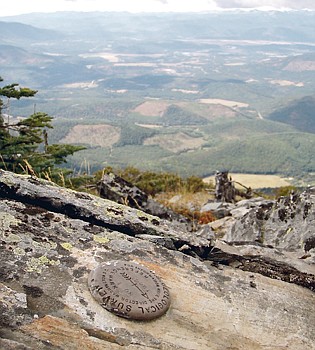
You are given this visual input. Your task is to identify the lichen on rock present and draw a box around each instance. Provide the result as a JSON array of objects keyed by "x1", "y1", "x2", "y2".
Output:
[{"x1": 0, "y1": 170, "x2": 314, "y2": 350}]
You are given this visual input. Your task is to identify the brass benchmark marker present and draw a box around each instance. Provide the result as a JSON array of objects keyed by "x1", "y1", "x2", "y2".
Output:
[{"x1": 88, "y1": 261, "x2": 171, "y2": 320}]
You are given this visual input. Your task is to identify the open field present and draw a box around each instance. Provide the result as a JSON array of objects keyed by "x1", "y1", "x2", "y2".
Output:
[
  {"x1": 199, "y1": 99, "x2": 249, "y2": 108},
  {"x1": 203, "y1": 173, "x2": 292, "y2": 189}
]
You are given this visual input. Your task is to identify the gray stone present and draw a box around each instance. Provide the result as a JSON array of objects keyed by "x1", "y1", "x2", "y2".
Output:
[
  {"x1": 201, "y1": 202, "x2": 224, "y2": 211},
  {"x1": 97, "y1": 172, "x2": 190, "y2": 224},
  {"x1": 0, "y1": 170, "x2": 314, "y2": 350},
  {"x1": 224, "y1": 190, "x2": 315, "y2": 254},
  {"x1": 200, "y1": 201, "x2": 235, "y2": 219},
  {"x1": 135, "y1": 234, "x2": 176, "y2": 249}
]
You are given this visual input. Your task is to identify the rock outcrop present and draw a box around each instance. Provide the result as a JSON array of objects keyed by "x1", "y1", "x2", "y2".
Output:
[
  {"x1": 225, "y1": 192, "x2": 315, "y2": 252},
  {"x1": 0, "y1": 170, "x2": 314, "y2": 350},
  {"x1": 97, "y1": 172, "x2": 190, "y2": 224}
]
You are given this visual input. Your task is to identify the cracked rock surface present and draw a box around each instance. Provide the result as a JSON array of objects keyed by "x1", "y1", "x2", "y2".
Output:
[{"x1": 0, "y1": 170, "x2": 314, "y2": 350}]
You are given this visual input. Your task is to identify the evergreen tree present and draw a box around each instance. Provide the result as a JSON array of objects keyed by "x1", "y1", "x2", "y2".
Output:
[{"x1": 0, "y1": 77, "x2": 85, "y2": 180}]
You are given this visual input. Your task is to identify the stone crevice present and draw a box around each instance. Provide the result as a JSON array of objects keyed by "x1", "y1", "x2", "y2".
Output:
[{"x1": 0, "y1": 170, "x2": 314, "y2": 292}]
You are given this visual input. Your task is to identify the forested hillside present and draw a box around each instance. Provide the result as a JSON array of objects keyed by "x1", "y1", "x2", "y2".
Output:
[
  {"x1": 0, "y1": 11, "x2": 315, "y2": 184},
  {"x1": 268, "y1": 96, "x2": 315, "y2": 133}
]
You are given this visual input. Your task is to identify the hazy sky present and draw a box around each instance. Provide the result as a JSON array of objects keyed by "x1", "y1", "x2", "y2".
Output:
[{"x1": 1, "y1": 0, "x2": 315, "y2": 17}]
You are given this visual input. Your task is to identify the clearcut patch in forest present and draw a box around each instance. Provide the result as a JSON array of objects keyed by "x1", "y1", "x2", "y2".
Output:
[{"x1": 60, "y1": 124, "x2": 121, "y2": 147}]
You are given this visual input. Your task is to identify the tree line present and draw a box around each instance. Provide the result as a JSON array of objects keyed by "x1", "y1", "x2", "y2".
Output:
[{"x1": 0, "y1": 77, "x2": 84, "y2": 181}]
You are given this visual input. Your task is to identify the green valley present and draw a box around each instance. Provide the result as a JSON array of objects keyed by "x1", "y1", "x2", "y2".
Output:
[{"x1": 1, "y1": 11, "x2": 315, "y2": 185}]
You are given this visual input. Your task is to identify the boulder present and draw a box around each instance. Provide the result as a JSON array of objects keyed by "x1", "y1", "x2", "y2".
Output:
[
  {"x1": 0, "y1": 170, "x2": 314, "y2": 350},
  {"x1": 97, "y1": 172, "x2": 190, "y2": 224},
  {"x1": 224, "y1": 190, "x2": 315, "y2": 254},
  {"x1": 201, "y1": 201, "x2": 234, "y2": 219}
]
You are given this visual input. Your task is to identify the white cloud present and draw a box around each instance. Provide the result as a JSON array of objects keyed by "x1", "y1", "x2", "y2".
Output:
[
  {"x1": 1, "y1": 0, "x2": 315, "y2": 17},
  {"x1": 215, "y1": 0, "x2": 315, "y2": 10},
  {"x1": 0, "y1": 0, "x2": 220, "y2": 16}
]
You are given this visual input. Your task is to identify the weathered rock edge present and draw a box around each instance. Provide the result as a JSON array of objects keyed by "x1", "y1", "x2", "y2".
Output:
[
  {"x1": 1, "y1": 170, "x2": 315, "y2": 350},
  {"x1": 0, "y1": 170, "x2": 314, "y2": 292}
]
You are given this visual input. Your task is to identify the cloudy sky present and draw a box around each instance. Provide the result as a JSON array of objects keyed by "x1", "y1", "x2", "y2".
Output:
[{"x1": 1, "y1": 0, "x2": 315, "y2": 17}]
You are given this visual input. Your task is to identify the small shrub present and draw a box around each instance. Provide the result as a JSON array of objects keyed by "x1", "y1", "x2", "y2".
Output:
[
  {"x1": 185, "y1": 175, "x2": 206, "y2": 193},
  {"x1": 197, "y1": 211, "x2": 217, "y2": 224},
  {"x1": 273, "y1": 186, "x2": 298, "y2": 198}
]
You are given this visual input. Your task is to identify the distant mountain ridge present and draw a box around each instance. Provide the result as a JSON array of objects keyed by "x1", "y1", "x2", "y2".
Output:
[
  {"x1": 0, "y1": 44, "x2": 52, "y2": 66},
  {"x1": 1, "y1": 11, "x2": 315, "y2": 42},
  {"x1": 0, "y1": 21, "x2": 62, "y2": 44},
  {"x1": 0, "y1": 11, "x2": 314, "y2": 181}
]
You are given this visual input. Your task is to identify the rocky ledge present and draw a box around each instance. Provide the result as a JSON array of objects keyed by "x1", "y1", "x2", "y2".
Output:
[{"x1": 0, "y1": 170, "x2": 314, "y2": 350}]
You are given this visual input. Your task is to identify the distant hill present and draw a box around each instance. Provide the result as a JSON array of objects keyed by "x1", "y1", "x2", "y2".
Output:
[
  {"x1": 1, "y1": 11, "x2": 315, "y2": 182},
  {"x1": 0, "y1": 44, "x2": 52, "y2": 66},
  {"x1": 283, "y1": 53, "x2": 315, "y2": 72},
  {"x1": 161, "y1": 105, "x2": 207, "y2": 126},
  {"x1": 268, "y1": 96, "x2": 315, "y2": 134},
  {"x1": 3, "y1": 11, "x2": 315, "y2": 42},
  {"x1": 0, "y1": 21, "x2": 62, "y2": 45}
]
